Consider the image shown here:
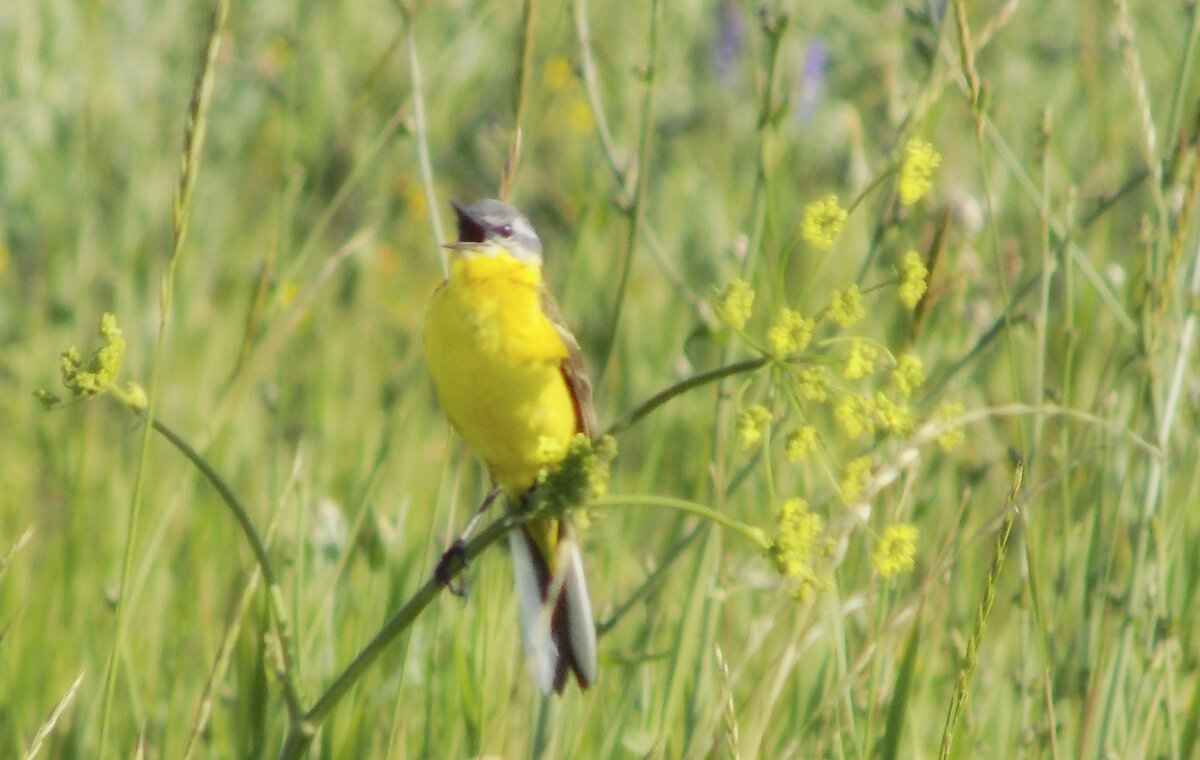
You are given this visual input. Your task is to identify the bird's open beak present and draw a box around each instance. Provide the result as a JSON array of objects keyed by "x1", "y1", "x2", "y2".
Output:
[{"x1": 448, "y1": 199, "x2": 488, "y2": 244}]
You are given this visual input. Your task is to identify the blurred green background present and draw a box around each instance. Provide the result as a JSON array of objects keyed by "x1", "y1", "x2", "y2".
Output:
[{"x1": 2, "y1": 0, "x2": 1199, "y2": 757}]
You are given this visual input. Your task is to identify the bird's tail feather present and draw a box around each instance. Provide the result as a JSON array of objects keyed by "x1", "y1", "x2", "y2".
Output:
[{"x1": 508, "y1": 523, "x2": 597, "y2": 694}]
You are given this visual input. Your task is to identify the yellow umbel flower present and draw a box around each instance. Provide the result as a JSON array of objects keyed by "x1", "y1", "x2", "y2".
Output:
[
  {"x1": 785, "y1": 426, "x2": 818, "y2": 461},
  {"x1": 59, "y1": 312, "x2": 126, "y2": 399},
  {"x1": 872, "y1": 523, "x2": 918, "y2": 577},
  {"x1": 737, "y1": 404, "x2": 772, "y2": 450},
  {"x1": 827, "y1": 284, "x2": 865, "y2": 327},
  {"x1": 768, "y1": 308, "x2": 815, "y2": 357},
  {"x1": 834, "y1": 394, "x2": 876, "y2": 439},
  {"x1": 767, "y1": 497, "x2": 828, "y2": 601},
  {"x1": 839, "y1": 455, "x2": 873, "y2": 505},
  {"x1": 897, "y1": 138, "x2": 941, "y2": 206},
  {"x1": 898, "y1": 250, "x2": 929, "y2": 308},
  {"x1": 716, "y1": 279, "x2": 755, "y2": 330},
  {"x1": 891, "y1": 354, "x2": 925, "y2": 397},
  {"x1": 532, "y1": 434, "x2": 617, "y2": 516},
  {"x1": 796, "y1": 367, "x2": 830, "y2": 402},
  {"x1": 799, "y1": 195, "x2": 847, "y2": 250},
  {"x1": 872, "y1": 392, "x2": 915, "y2": 434},
  {"x1": 843, "y1": 338, "x2": 879, "y2": 380}
]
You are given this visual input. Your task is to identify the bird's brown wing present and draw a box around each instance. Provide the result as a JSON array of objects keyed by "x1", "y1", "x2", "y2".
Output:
[
  {"x1": 539, "y1": 288, "x2": 596, "y2": 439},
  {"x1": 534, "y1": 288, "x2": 600, "y2": 691}
]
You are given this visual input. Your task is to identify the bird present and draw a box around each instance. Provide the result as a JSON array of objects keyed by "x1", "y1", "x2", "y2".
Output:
[{"x1": 422, "y1": 198, "x2": 598, "y2": 694}]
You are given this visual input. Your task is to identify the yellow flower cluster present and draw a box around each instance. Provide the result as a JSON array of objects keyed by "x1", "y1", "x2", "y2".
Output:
[
  {"x1": 531, "y1": 434, "x2": 618, "y2": 517},
  {"x1": 827, "y1": 284, "x2": 865, "y2": 327},
  {"x1": 843, "y1": 338, "x2": 879, "y2": 379},
  {"x1": 716, "y1": 279, "x2": 755, "y2": 330},
  {"x1": 833, "y1": 389, "x2": 914, "y2": 437},
  {"x1": 872, "y1": 391, "x2": 915, "y2": 434},
  {"x1": 767, "y1": 497, "x2": 828, "y2": 601},
  {"x1": 891, "y1": 354, "x2": 925, "y2": 397},
  {"x1": 835, "y1": 394, "x2": 876, "y2": 439},
  {"x1": 897, "y1": 138, "x2": 941, "y2": 206},
  {"x1": 785, "y1": 425, "x2": 818, "y2": 461},
  {"x1": 700, "y1": 174, "x2": 958, "y2": 595},
  {"x1": 872, "y1": 523, "x2": 918, "y2": 577},
  {"x1": 737, "y1": 404, "x2": 772, "y2": 450},
  {"x1": 899, "y1": 250, "x2": 929, "y2": 309},
  {"x1": 839, "y1": 455, "x2": 873, "y2": 505},
  {"x1": 37, "y1": 312, "x2": 149, "y2": 413},
  {"x1": 60, "y1": 313, "x2": 125, "y2": 398},
  {"x1": 799, "y1": 195, "x2": 847, "y2": 250},
  {"x1": 796, "y1": 367, "x2": 830, "y2": 402},
  {"x1": 768, "y1": 308, "x2": 815, "y2": 357}
]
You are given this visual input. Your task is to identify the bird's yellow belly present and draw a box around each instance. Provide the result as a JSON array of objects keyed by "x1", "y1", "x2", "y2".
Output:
[{"x1": 423, "y1": 259, "x2": 577, "y2": 497}]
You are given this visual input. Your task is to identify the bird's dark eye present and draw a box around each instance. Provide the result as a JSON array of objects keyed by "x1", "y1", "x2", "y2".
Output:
[{"x1": 497, "y1": 224, "x2": 513, "y2": 238}]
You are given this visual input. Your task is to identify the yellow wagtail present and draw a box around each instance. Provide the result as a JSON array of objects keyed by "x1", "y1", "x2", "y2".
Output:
[{"x1": 423, "y1": 199, "x2": 598, "y2": 694}]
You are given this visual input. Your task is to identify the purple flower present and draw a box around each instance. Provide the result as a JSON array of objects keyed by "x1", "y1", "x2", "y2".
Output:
[
  {"x1": 795, "y1": 39, "x2": 828, "y2": 124},
  {"x1": 713, "y1": 1, "x2": 745, "y2": 84}
]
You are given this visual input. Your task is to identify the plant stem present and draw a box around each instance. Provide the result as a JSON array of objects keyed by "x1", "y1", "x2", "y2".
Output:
[
  {"x1": 145, "y1": 417, "x2": 305, "y2": 719},
  {"x1": 275, "y1": 513, "x2": 518, "y2": 759},
  {"x1": 590, "y1": 494, "x2": 770, "y2": 550},
  {"x1": 603, "y1": 357, "x2": 768, "y2": 438},
  {"x1": 97, "y1": 0, "x2": 229, "y2": 753}
]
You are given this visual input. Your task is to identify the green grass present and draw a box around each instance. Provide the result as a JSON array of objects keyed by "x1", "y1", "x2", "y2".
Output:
[{"x1": 3, "y1": 0, "x2": 1200, "y2": 757}]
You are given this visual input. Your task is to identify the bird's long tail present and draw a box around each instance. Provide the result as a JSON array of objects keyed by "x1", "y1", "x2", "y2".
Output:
[{"x1": 508, "y1": 520, "x2": 597, "y2": 694}]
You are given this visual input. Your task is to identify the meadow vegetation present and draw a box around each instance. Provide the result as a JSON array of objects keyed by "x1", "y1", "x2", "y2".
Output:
[{"x1": 2, "y1": 0, "x2": 1199, "y2": 757}]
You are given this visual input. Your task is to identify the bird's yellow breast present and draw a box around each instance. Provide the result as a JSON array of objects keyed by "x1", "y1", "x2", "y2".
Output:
[{"x1": 423, "y1": 252, "x2": 578, "y2": 497}]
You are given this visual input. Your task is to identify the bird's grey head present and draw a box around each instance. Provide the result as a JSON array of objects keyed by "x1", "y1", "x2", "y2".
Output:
[{"x1": 445, "y1": 199, "x2": 543, "y2": 265}]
